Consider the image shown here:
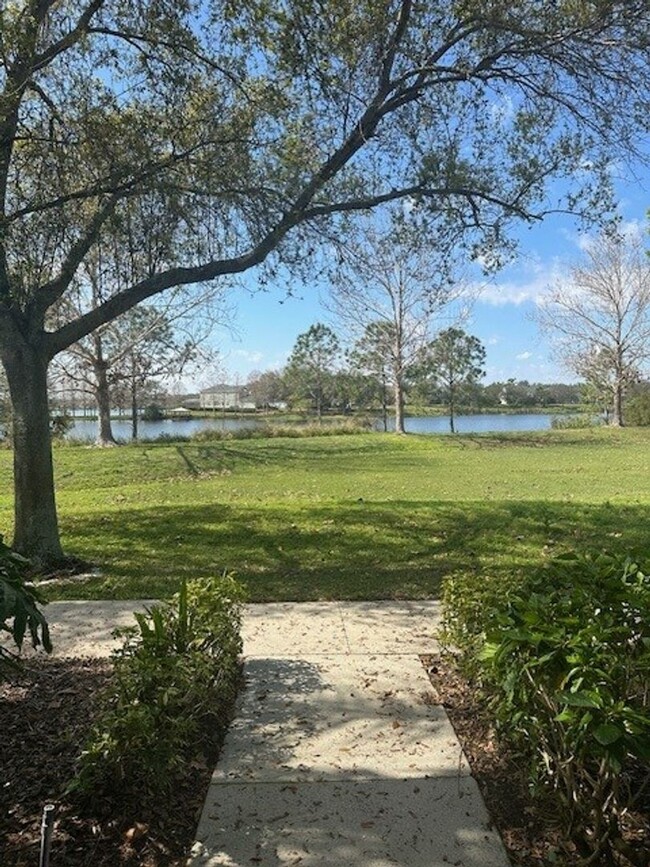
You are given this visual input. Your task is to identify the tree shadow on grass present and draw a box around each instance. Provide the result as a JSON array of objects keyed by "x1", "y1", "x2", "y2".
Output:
[
  {"x1": 56, "y1": 499, "x2": 650, "y2": 601},
  {"x1": 182, "y1": 437, "x2": 392, "y2": 468},
  {"x1": 165, "y1": 435, "x2": 455, "y2": 480}
]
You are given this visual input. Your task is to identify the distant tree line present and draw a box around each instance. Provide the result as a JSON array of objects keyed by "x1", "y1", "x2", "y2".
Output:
[{"x1": 244, "y1": 323, "x2": 584, "y2": 432}]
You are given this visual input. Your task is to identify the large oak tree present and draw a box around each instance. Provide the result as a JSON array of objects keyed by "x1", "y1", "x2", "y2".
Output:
[{"x1": 0, "y1": 1, "x2": 649, "y2": 564}]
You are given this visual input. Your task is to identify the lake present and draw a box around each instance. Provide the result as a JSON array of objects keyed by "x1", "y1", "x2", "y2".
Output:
[{"x1": 65, "y1": 412, "x2": 567, "y2": 441}]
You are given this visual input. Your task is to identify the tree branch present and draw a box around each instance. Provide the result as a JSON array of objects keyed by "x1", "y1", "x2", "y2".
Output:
[
  {"x1": 86, "y1": 26, "x2": 254, "y2": 105},
  {"x1": 5, "y1": 136, "x2": 248, "y2": 222},
  {"x1": 32, "y1": 195, "x2": 119, "y2": 320},
  {"x1": 30, "y1": 1, "x2": 105, "y2": 74},
  {"x1": 303, "y1": 184, "x2": 541, "y2": 223},
  {"x1": 45, "y1": 171, "x2": 540, "y2": 358},
  {"x1": 378, "y1": 0, "x2": 412, "y2": 93}
]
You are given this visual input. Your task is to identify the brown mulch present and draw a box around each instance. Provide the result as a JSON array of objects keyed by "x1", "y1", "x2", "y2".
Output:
[
  {"x1": 0, "y1": 657, "x2": 220, "y2": 867},
  {"x1": 4, "y1": 653, "x2": 648, "y2": 866},
  {"x1": 423, "y1": 655, "x2": 650, "y2": 867}
]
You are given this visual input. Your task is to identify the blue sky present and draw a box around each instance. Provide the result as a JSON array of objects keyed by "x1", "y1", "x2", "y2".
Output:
[{"x1": 205, "y1": 171, "x2": 649, "y2": 388}]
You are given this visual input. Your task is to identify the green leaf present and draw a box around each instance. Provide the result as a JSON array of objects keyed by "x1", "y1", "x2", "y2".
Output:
[
  {"x1": 555, "y1": 708, "x2": 576, "y2": 723},
  {"x1": 558, "y1": 690, "x2": 602, "y2": 709},
  {"x1": 41, "y1": 620, "x2": 52, "y2": 654},
  {"x1": 479, "y1": 641, "x2": 498, "y2": 661},
  {"x1": 593, "y1": 723, "x2": 623, "y2": 746}
]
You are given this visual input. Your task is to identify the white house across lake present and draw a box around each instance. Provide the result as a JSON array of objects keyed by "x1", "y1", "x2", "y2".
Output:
[{"x1": 199, "y1": 384, "x2": 256, "y2": 411}]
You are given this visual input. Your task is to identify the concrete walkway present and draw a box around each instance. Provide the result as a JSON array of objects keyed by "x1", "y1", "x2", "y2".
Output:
[
  {"x1": 192, "y1": 601, "x2": 509, "y2": 867},
  {"x1": 39, "y1": 600, "x2": 509, "y2": 866}
]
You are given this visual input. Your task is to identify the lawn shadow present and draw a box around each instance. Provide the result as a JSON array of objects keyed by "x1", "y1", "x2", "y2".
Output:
[
  {"x1": 58, "y1": 499, "x2": 650, "y2": 601},
  {"x1": 171, "y1": 436, "x2": 420, "y2": 477}
]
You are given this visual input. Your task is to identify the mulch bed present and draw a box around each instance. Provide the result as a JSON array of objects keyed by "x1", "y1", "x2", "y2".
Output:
[
  {"x1": 423, "y1": 654, "x2": 650, "y2": 867},
  {"x1": 0, "y1": 657, "x2": 220, "y2": 867},
  {"x1": 4, "y1": 652, "x2": 648, "y2": 866}
]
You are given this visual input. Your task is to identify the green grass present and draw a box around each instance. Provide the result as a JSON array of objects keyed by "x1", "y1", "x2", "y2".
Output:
[{"x1": 2, "y1": 427, "x2": 649, "y2": 601}]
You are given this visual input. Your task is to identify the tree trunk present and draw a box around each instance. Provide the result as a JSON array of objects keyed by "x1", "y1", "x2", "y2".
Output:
[
  {"x1": 131, "y1": 375, "x2": 139, "y2": 440},
  {"x1": 94, "y1": 360, "x2": 117, "y2": 445},
  {"x1": 394, "y1": 378, "x2": 405, "y2": 434},
  {"x1": 449, "y1": 386, "x2": 456, "y2": 433},
  {"x1": 611, "y1": 382, "x2": 624, "y2": 426},
  {"x1": 2, "y1": 337, "x2": 64, "y2": 565}
]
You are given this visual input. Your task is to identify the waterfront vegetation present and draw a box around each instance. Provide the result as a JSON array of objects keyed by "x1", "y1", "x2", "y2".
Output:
[{"x1": 1, "y1": 427, "x2": 648, "y2": 602}]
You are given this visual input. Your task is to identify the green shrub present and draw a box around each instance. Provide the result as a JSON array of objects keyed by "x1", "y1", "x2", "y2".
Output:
[
  {"x1": 479, "y1": 554, "x2": 650, "y2": 863},
  {"x1": 190, "y1": 426, "x2": 251, "y2": 442},
  {"x1": 73, "y1": 574, "x2": 244, "y2": 799},
  {"x1": 139, "y1": 431, "x2": 191, "y2": 444},
  {"x1": 142, "y1": 403, "x2": 164, "y2": 421},
  {"x1": 189, "y1": 419, "x2": 372, "y2": 443},
  {"x1": 0, "y1": 537, "x2": 51, "y2": 674},
  {"x1": 267, "y1": 419, "x2": 372, "y2": 437},
  {"x1": 550, "y1": 413, "x2": 601, "y2": 430},
  {"x1": 439, "y1": 568, "x2": 523, "y2": 670},
  {"x1": 625, "y1": 392, "x2": 650, "y2": 426}
]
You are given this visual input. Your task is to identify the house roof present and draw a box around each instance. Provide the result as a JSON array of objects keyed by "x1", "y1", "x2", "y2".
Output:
[{"x1": 200, "y1": 384, "x2": 242, "y2": 394}]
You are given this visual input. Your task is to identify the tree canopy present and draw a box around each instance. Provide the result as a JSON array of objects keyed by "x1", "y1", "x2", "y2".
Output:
[
  {"x1": 285, "y1": 323, "x2": 341, "y2": 419},
  {"x1": 419, "y1": 328, "x2": 486, "y2": 432}
]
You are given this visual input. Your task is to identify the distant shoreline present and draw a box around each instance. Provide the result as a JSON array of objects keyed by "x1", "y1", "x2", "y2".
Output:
[{"x1": 54, "y1": 404, "x2": 588, "y2": 423}]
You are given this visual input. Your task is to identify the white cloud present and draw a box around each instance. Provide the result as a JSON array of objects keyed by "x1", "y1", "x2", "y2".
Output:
[
  {"x1": 516, "y1": 351, "x2": 532, "y2": 360},
  {"x1": 478, "y1": 278, "x2": 549, "y2": 307},
  {"x1": 562, "y1": 219, "x2": 644, "y2": 254},
  {"x1": 233, "y1": 349, "x2": 263, "y2": 364},
  {"x1": 619, "y1": 219, "x2": 644, "y2": 241},
  {"x1": 477, "y1": 258, "x2": 567, "y2": 308}
]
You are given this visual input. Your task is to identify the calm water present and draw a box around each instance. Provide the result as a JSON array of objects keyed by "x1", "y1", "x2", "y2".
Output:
[
  {"x1": 66, "y1": 413, "x2": 563, "y2": 441},
  {"x1": 398, "y1": 413, "x2": 561, "y2": 434},
  {"x1": 66, "y1": 417, "x2": 263, "y2": 441}
]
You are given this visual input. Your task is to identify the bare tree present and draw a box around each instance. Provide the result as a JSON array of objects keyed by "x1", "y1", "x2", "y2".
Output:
[
  {"x1": 52, "y1": 273, "x2": 227, "y2": 444},
  {"x1": 247, "y1": 369, "x2": 289, "y2": 411},
  {"x1": 347, "y1": 322, "x2": 394, "y2": 431},
  {"x1": 1, "y1": 2, "x2": 649, "y2": 563},
  {"x1": 328, "y1": 211, "x2": 467, "y2": 432},
  {"x1": 537, "y1": 231, "x2": 650, "y2": 426}
]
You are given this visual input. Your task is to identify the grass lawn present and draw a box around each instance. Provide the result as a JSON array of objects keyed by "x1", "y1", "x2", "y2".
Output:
[{"x1": 2, "y1": 427, "x2": 649, "y2": 600}]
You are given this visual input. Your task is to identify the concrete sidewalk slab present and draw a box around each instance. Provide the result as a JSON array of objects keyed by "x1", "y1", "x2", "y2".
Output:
[
  {"x1": 242, "y1": 600, "x2": 441, "y2": 658},
  {"x1": 215, "y1": 655, "x2": 468, "y2": 784},
  {"x1": 28, "y1": 599, "x2": 508, "y2": 865},
  {"x1": 243, "y1": 603, "x2": 347, "y2": 658},
  {"x1": 35, "y1": 598, "x2": 442, "y2": 659},
  {"x1": 338, "y1": 601, "x2": 441, "y2": 655},
  {"x1": 192, "y1": 778, "x2": 505, "y2": 867},
  {"x1": 26, "y1": 600, "x2": 151, "y2": 657},
  {"x1": 191, "y1": 601, "x2": 509, "y2": 867}
]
